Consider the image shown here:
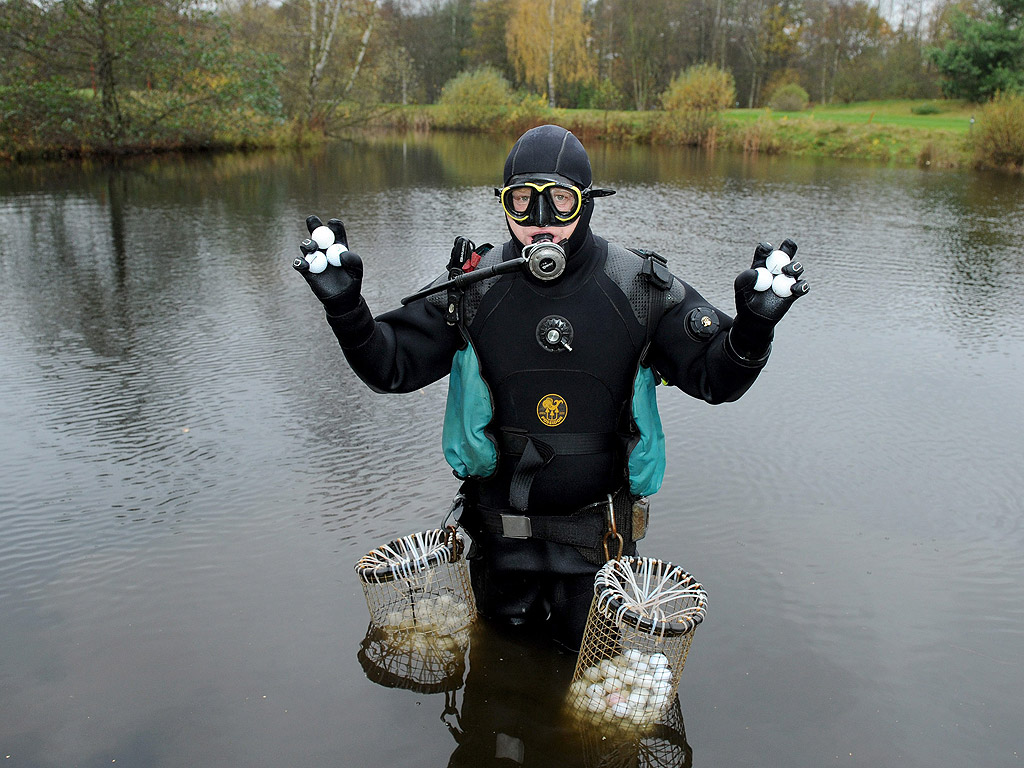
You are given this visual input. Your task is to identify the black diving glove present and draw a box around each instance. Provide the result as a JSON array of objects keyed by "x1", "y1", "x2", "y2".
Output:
[
  {"x1": 729, "y1": 238, "x2": 809, "y2": 362},
  {"x1": 292, "y1": 214, "x2": 363, "y2": 316}
]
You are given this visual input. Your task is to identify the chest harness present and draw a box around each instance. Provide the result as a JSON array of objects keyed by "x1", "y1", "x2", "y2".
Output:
[{"x1": 429, "y1": 239, "x2": 676, "y2": 538}]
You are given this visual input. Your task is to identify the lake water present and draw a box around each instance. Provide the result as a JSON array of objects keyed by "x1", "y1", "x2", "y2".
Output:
[{"x1": 1, "y1": 134, "x2": 1022, "y2": 768}]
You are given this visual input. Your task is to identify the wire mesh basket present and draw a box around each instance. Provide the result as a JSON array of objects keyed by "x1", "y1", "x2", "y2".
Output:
[
  {"x1": 355, "y1": 527, "x2": 476, "y2": 694},
  {"x1": 357, "y1": 621, "x2": 470, "y2": 695},
  {"x1": 568, "y1": 556, "x2": 707, "y2": 730},
  {"x1": 578, "y1": 695, "x2": 692, "y2": 768},
  {"x1": 355, "y1": 527, "x2": 476, "y2": 640}
]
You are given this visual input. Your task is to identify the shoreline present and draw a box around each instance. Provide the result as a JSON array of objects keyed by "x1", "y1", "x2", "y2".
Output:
[{"x1": 0, "y1": 100, "x2": 992, "y2": 171}]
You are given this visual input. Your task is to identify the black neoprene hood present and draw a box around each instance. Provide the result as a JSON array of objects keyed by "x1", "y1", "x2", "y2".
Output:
[{"x1": 503, "y1": 125, "x2": 592, "y2": 189}]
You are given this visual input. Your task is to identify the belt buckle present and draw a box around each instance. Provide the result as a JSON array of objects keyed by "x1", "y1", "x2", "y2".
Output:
[
  {"x1": 500, "y1": 514, "x2": 532, "y2": 539},
  {"x1": 632, "y1": 496, "x2": 650, "y2": 541}
]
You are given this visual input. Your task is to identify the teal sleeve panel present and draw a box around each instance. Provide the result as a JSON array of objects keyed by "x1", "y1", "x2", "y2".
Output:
[
  {"x1": 442, "y1": 343, "x2": 498, "y2": 479},
  {"x1": 628, "y1": 365, "x2": 666, "y2": 496}
]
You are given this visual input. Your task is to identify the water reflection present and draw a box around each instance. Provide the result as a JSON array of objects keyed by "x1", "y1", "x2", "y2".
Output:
[
  {"x1": 358, "y1": 623, "x2": 694, "y2": 768},
  {"x1": 2, "y1": 138, "x2": 1023, "y2": 768}
]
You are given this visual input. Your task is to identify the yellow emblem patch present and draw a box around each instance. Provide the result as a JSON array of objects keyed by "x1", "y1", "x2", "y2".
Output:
[{"x1": 537, "y1": 394, "x2": 567, "y2": 427}]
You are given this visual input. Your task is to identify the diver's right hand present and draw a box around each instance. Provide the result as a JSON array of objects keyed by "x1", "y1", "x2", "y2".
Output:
[{"x1": 292, "y1": 214, "x2": 363, "y2": 315}]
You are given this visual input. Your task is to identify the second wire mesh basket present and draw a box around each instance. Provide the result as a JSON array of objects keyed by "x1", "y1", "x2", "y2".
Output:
[{"x1": 569, "y1": 555, "x2": 707, "y2": 730}]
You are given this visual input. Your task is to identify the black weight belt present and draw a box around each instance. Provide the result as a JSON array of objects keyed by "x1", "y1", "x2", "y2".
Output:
[{"x1": 475, "y1": 495, "x2": 615, "y2": 548}]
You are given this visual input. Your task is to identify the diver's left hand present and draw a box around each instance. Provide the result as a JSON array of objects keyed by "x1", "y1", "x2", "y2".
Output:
[{"x1": 730, "y1": 238, "x2": 809, "y2": 358}]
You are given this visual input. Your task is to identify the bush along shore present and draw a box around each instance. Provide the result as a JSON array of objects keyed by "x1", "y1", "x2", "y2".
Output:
[
  {"x1": 3, "y1": 90, "x2": 1022, "y2": 173},
  {"x1": 377, "y1": 97, "x2": 1022, "y2": 173}
]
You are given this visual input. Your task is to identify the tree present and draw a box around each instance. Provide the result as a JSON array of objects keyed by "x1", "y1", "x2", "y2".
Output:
[
  {"x1": 732, "y1": 0, "x2": 802, "y2": 107},
  {"x1": 0, "y1": 0, "x2": 282, "y2": 145},
  {"x1": 387, "y1": 0, "x2": 474, "y2": 103},
  {"x1": 466, "y1": 0, "x2": 514, "y2": 81},
  {"x1": 929, "y1": 0, "x2": 1024, "y2": 101},
  {"x1": 505, "y1": 0, "x2": 592, "y2": 107},
  {"x1": 801, "y1": 0, "x2": 889, "y2": 103},
  {"x1": 299, "y1": 0, "x2": 379, "y2": 125},
  {"x1": 590, "y1": 0, "x2": 698, "y2": 111}
]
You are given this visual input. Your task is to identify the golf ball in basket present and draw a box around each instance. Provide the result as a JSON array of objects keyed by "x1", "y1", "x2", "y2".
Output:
[
  {"x1": 325, "y1": 242, "x2": 347, "y2": 266},
  {"x1": 765, "y1": 249, "x2": 791, "y2": 275},
  {"x1": 306, "y1": 251, "x2": 328, "y2": 274},
  {"x1": 311, "y1": 225, "x2": 335, "y2": 250},
  {"x1": 771, "y1": 273, "x2": 796, "y2": 297},
  {"x1": 753, "y1": 266, "x2": 774, "y2": 291},
  {"x1": 649, "y1": 653, "x2": 670, "y2": 668}
]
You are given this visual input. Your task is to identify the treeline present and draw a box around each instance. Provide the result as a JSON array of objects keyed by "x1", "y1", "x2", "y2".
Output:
[{"x1": 1, "y1": 0, "x2": 1022, "y2": 158}]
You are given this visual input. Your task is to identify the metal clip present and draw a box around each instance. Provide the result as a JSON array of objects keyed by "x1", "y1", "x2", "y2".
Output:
[
  {"x1": 602, "y1": 493, "x2": 624, "y2": 561},
  {"x1": 442, "y1": 491, "x2": 465, "y2": 529},
  {"x1": 500, "y1": 514, "x2": 533, "y2": 540}
]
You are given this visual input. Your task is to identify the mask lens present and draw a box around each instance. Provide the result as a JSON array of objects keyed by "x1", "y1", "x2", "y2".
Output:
[
  {"x1": 548, "y1": 186, "x2": 578, "y2": 214},
  {"x1": 508, "y1": 187, "x2": 534, "y2": 214}
]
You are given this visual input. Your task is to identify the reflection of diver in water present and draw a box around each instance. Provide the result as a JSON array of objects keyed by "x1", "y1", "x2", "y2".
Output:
[
  {"x1": 444, "y1": 625, "x2": 691, "y2": 768},
  {"x1": 445, "y1": 624, "x2": 586, "y2": 768}
]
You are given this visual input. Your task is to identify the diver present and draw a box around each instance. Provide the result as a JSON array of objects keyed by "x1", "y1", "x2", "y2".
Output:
[{"x1": 293, "y1": 124, "x2": 808, "y2": 651}]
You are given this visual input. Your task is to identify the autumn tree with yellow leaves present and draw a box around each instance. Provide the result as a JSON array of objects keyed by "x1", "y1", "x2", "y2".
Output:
[{"x1": 505, "y1": 0, "x2": 593, "y2": 107}]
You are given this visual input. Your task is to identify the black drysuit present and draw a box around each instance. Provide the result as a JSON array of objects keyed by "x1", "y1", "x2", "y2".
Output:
[{"x1": 325, "y1": 227, "x2": 767, "y2": 648}]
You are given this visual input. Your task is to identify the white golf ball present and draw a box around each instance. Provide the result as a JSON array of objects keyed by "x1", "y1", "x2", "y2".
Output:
[
  {"x1": 325, "y1": 242, "x2": 347, "y2": 266},
  {"x1": 586, "y1": 695, "x2": 606, "y2": 713},
  {"x1": 771, "y1": 273, "x2": 796, "y2": 297},
  {"x1": 627, "y1": 690, "x2": 649, "y2": 709},
  {"x1": 652, "y1": 666, "x2": 673, "y2": 684},
  {"x1": 765, "y1": 249, "x2": 791, "y2": 275},
  {"x1": 311, "y1": 225, "x2": 335, "y2": 250},
  {"x1": 611, "y1": 701, "x2": 630, "y2": 718},
  {"x1": 753, "y1": 266, "x2": 774, "y2": 291},
  {"x1": 649, "y1": 653, "x2": 670, "y2": 668},
  {"x1": 624, "y1": 649, "x2": 644, "y2": 666},
  {"x1": 306, "y1": 251, "x2": 328, "y2": 273}
]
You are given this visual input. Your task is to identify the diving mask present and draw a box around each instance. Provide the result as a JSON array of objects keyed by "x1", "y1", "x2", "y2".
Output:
[
  {"x1": 496, "y1": 174, "x2": 614, "y2": 227},
  {"x1": 498, "y1": 178, "x2": 583, "y2": 227}
]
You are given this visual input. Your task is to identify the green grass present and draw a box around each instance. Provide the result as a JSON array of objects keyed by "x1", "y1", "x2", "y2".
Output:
[
  {"x1": 382, "y1": 101, "x2": 975, "y2": 167},
  {"x1": 729, "y1": 99, "x2": 977, "y2": 132}
]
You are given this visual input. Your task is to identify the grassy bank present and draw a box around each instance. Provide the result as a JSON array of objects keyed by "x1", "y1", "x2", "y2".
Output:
[
  {"x1": 372, "y1": 99, "x2": 978, "y2": 169},
  {"x1": 3, "y1": 94, "x2": 1013, "y2": 171}
]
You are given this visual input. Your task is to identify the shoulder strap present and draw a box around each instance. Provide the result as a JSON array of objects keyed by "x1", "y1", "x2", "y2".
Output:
[
  {"x1": 444, "y1": 241, "x2": 493, "y2": 327},
  {"x1": 628, "y1": 248, "x2": 672, "y2": 355}
]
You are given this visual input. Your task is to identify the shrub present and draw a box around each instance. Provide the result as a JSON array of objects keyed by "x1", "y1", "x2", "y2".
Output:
[
  {"x1": 437, "y1": 66, "x2": 519, "y2": 130},
  {"x1": 767, "y1": 83, "x2": 809, "y2": 112},
  {"x1": 0, "y1": 79, "x2": 102, "y2": 157},
  {"x1": 911, "y1": 102, "x2": 942, "y2": 115},
  {"x1": 973, "y1": 91, "x2": 1024, "y2": 170},
  {"x1": 660, "y1": 63, "x2": 736, "y2": 113},
  {"x1": 566, "y1": 79, "x2": 625, "y2": 110},
  {"x1": 658, "y1": 63, "x2": 735, "y2": 146},
  {"x1": 737, "y1": 115, "x2": 782, "y2": 154}
]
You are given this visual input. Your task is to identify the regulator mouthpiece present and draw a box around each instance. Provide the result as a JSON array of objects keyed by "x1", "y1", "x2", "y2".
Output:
[{"x1": 523, "y1": 235, "x2": 566, "y2": 281}]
